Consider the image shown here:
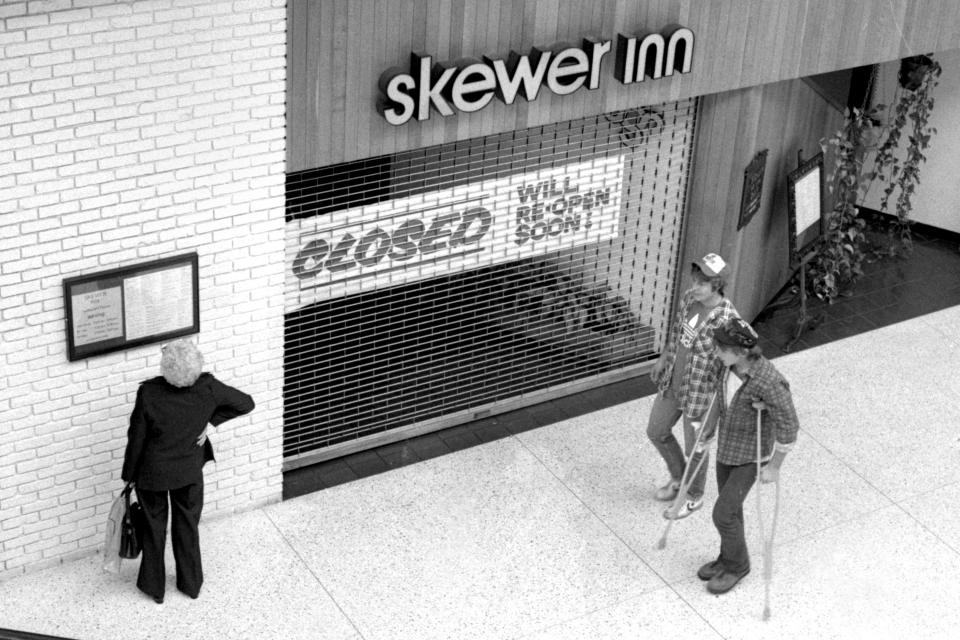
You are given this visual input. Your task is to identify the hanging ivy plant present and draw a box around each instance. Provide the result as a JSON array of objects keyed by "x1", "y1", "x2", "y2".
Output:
[
  {"x1": 810, "y1": 105, "x2": 880, "y2": 302},
  {"x1": 811, "y1": 54, "x2": 942, "y2": 302},
  {"x1": 868, "y1": 54, "x2": 942, "y2": 253}
]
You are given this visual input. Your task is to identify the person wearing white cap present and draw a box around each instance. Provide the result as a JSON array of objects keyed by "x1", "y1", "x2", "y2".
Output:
[{"x1": 646, "y1": 253, "x2": 740, "y2": 519}]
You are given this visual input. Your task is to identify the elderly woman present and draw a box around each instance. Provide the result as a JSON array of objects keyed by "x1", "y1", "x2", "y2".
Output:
[
  {"x1": 647, "y1": 253, "x2": 740, "y2": 520},
  {"x1": 122, "y1": 339, "x2": 254, "y2": 604}
]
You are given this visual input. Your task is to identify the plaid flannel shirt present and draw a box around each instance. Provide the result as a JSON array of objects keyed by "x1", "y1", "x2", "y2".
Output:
[
  {"x1": 715, "y1": 357, "x2": 799, "y2": 466},
  {"x1": 655, "y1": 290, "x2": 739, "y2": 419}
]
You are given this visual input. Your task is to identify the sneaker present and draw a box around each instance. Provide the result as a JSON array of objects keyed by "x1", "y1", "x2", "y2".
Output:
[
  {"x1": 707, "y1": 567, "x2": 750, "y2": 594},
  {"x1": 654, "y1": 479, "x2": 680, "y2": 501},
  {"x1": 697, "y1": 559, "x2": 724, "y2": 581},
  {"x1": 662, "y1": 497, "x2": 703, "y2": 520}
]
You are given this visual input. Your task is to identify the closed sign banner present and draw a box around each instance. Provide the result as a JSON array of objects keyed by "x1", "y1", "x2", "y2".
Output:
[{"x1": 285, "y1": 156, "x2": 624, "y2": 310}]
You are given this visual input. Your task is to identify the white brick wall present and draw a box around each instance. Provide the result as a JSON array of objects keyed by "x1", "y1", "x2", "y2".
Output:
[{"x1": 0, "y1": 0, "x2": 286, "y2": 580}]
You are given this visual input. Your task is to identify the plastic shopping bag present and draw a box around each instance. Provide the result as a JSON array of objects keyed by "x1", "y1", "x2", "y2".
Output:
[{"x1": 102, "y1": 486, "x2": 128, "y2": 573}]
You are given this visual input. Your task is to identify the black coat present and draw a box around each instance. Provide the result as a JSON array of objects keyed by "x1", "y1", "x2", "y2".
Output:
[{"x1": 121, "y1": 373, "x2": 254, "y2": 491}]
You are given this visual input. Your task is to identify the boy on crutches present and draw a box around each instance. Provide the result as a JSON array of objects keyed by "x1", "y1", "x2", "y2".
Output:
[{"x1": 697, "y1": 317, "x2": 799, "y2": 595}]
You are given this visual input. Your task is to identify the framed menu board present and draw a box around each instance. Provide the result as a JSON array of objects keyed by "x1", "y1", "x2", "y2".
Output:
[
  {"x1": 786, "y1": 152, "x2": 825, "y2": 266},
  {"x1": 63, "y1": 253, "x2": 199, "y2": 361}
]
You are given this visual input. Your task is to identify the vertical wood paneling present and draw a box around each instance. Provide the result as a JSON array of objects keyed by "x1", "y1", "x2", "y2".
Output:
[
  {"x1": 798, "y1": 1, "x2": 826, "y2": 75},
  {"x1": 401, "y1": 0, "x2": 423, "y2": 153},
  {"x1": 447, "y1": 0, "x2": 467, "y2": 144},
  {"x1": 904, "y1": 0, "x2": 939, "y2": 59},
  {"x1": 286, "y1": 0, "x2": 307, "y2": 170},
  {"x1": 841, "y1": 2, "x2": 870, "y2": 68},
  {"x1": 738, "y1": 0, "x2": 764, "y2": 87},
  {"x1": 477, "y1": 0, "x2": 503, "y2": 139},
  {"x1": 936, "y1": 1, "x2": 960, "y2": 54},
  {"x1": 367, "y1": 1, "x2": 386, "y2": 157},
  {"x1": 686, "y1": 77, "x2": 845, "y2": 322},
  {"x1": 343, "y1": 0, "x2": 364, "y2": 160},
  {"x1": 329, "y1": 1, "x2": 348, "y2": 162},
  {"x1": 287, "y1": 0, "x2": 960, "y2": 171},
  {"x1": 771, "y1": 0, "x2": 799, "y2": 80}
]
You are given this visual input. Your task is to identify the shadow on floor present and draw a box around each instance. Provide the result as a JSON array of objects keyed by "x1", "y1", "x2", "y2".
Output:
[
  {"x1": 284, "y1": 224, "x2": 960, "y2": 500},
  {"x1": 755, "y1": 227, "x2": 960, "y2": 357}
]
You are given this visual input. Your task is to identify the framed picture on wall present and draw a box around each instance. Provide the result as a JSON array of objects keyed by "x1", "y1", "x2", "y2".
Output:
[
  {"x1": 737, "y1": 149, "x2": 768, "y2": 230},
  {"x1": 63, "y1": 253, "x2": 200, "y2": 361},
  {"x1": 786, "y1": 152, "x2": 826, "y2": 266}
]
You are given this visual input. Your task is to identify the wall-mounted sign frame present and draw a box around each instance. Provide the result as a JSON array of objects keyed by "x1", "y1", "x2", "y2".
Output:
[
  {"x1": 63, "y1": 253, "x2": 199, "y2": 361},
  {"x1": 737, "y1": 149, "x2": 768, "y2": 230},
  {"x1": 786, "y1": 151, "x2": 826, "y2": 267}
]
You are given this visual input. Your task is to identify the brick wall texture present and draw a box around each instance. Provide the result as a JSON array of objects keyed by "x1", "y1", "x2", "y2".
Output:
[{"x1": 0, "y1": 0, "x2": 287, "y2": 580}]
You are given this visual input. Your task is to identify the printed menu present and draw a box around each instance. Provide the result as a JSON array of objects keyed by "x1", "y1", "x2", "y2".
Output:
[{"x1": 124, "y1": 264, "x2": 194, "y2": 340}]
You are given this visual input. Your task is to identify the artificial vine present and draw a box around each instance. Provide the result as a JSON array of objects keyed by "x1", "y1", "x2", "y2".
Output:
[
  {"x1": 810, "y1": 106, "x2": 878, "y2": 302},
  {"x1": 868, "y1": 54, "x2": 942, "y2": 253},
  {"x1": 810, "y1": 54, "x2": 942, "y2": 302}
]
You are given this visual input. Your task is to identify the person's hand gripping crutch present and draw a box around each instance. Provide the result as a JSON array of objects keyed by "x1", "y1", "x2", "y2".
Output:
[
  {"x1": 753, "y1": 400, "x2": 781, "y2": 621},
  {"x1": 657, "y1": 393, "x2": 717, "y2": 550}
]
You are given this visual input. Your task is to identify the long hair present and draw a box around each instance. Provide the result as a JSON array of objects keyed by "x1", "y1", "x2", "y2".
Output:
[
  {"x1": 160, "y1": 339, "x2": 203, "y2": 387},
  {"x1": 691, "y1": 263, "x2": 726, "y2": 296},
  {"x1": 716, "y1": 342, "x2": 763, "y2": 361}
]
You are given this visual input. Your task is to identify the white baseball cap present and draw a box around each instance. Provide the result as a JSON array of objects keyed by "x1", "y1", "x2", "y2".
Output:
[{"x1": 692, "y1": 253, "x2": 728, "y2": 278}]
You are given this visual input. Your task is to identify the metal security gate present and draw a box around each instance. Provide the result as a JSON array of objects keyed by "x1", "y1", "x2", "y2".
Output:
[{"x1": 283, "y1": 98, "x2": 697, "y2": 466}]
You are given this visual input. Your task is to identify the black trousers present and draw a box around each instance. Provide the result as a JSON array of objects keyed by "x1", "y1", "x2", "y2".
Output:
[{"x1": 136, "y1": 481, "x2": 204, "y2": 600}]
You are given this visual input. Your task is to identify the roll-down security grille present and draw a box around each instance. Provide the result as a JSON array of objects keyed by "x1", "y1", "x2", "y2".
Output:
[{"x1": 284, "y1": 99, "x2": 697, "y2": 461}]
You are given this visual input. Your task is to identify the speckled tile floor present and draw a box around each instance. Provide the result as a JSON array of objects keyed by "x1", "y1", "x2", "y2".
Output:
[
  {"x1": 3, "y1": 228, "x2": 960, "y2": 640},
  {"x1": 283, "y1": 227, "x2": 960, "y2": 498},
  {"x1": 2, "y1": 303, "x2": 960, "y2": 639}
]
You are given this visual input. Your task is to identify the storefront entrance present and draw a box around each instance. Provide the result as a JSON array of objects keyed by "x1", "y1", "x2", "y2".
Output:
[{"x1": 283, "y1": 99, "x2": 698, "y2": 467}]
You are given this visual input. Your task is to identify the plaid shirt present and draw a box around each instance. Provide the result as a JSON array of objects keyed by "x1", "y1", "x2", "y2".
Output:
[
  {"x1": 655, "y1": 290, "x2": 739, "y2": 419},
  {"x1": 715, "y1": 357, "x2": 799, "y2": 466}
]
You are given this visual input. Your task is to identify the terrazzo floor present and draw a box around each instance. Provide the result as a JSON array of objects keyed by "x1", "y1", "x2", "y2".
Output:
[{"x1": 2, "y1": 304, "x2": 960, "y2": 639}]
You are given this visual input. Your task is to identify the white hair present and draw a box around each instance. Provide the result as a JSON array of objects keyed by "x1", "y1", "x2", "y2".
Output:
[{"x1": 160, "y1": 339, "x2": 203, "y2": 387}]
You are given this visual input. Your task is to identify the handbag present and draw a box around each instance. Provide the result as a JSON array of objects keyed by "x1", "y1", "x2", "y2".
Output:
[{"x1": 119, "y1": 483, "x2": 145, "y2": 559}]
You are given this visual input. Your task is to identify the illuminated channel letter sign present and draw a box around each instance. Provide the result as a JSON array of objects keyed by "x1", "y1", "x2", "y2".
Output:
[
  {"x1": 614, "y1": 26, "x2": 694, "y2": 84},
  {"x1": 377, "y1": 25, "x2": 694, "y2": 125}
]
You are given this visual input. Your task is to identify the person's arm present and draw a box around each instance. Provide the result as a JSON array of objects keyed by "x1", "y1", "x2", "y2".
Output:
[
  {"x1": 208, "y1": 376, "x2": 255, "y2": 426},
  {"x1": 651, "y1": 295, "x2": 689, "y2": 382},
  {"x1": 756, "y1": 378, "x2": 799, "y2": 483},
  {"x1": 121, "y1": 387, "x2": 148, "y2": 483},
  {"x1": 691, "y1": 382, "x2": 724, "y2": 451},
  {"x1": 684, "y1": 341, "x2": 721, "y2": 424},
  {"x1": 761, "y1": 449, "x2": 788, "y2": 483},
  {"x1": 649, "y1": 352, "x2": 667, "y2": 382}
]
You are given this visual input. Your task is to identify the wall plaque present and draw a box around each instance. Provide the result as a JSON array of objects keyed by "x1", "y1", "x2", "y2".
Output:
[
  {"x1": 63, "y1": 253, "x2": 199, "y2": 361},
  {"x1": 737, "y1": 149, "x2": 768, "y2": 230}
]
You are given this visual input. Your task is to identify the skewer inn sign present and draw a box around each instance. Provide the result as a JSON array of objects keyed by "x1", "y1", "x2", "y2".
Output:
[{"x1": 377, "y1": 25, "x2": 695, "y2": 125}]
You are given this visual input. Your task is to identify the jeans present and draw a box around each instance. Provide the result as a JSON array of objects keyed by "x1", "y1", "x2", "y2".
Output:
[
  {"x1": 645, "y1": 389, "x2": 708, "y2": 500},
  {"x1": 712, "y1": 461, "x2": 757, "y2": 574}
]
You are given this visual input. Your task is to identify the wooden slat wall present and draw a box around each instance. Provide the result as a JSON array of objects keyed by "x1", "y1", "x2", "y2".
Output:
[
  {"x1": 684, "y1": 78, "x2": 846, "y2": 322},
  {"x1": 288, "y1": 0, "x2": 960, "y2": 171}
]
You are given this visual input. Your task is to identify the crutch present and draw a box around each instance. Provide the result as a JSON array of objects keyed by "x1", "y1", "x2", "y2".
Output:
[
  {"x1": 753, "y1": 401, "x2": 781, "y2": 621},
  {"x1": 657, "y1": 393, "x2": 717, "y2": 550}
]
